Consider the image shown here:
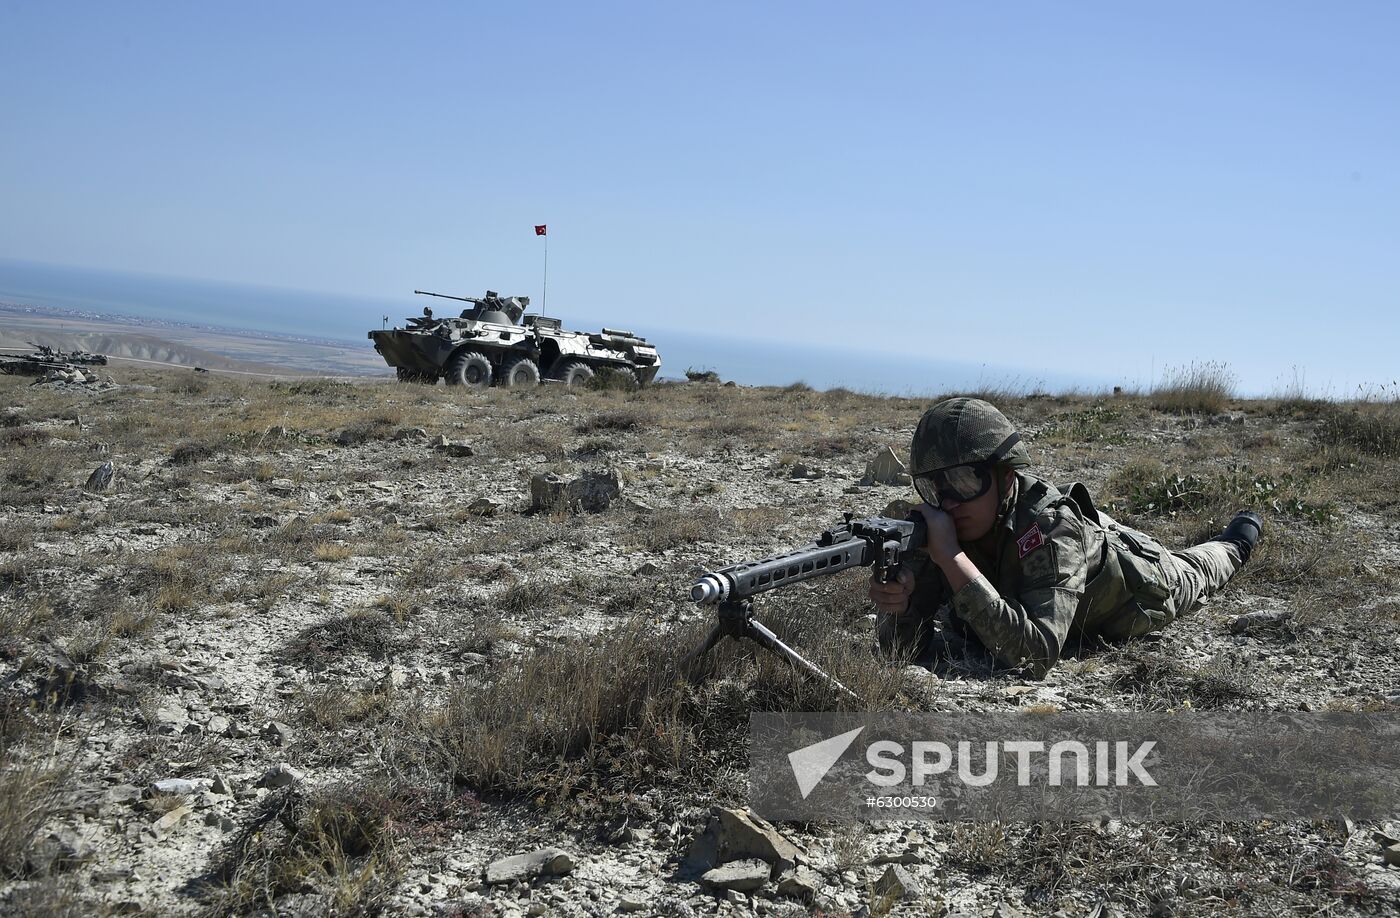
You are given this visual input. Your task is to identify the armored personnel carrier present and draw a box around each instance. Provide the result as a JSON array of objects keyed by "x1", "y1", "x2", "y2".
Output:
[{"x1": 369, "y1": 290, "x2": 661, "y2": 388}]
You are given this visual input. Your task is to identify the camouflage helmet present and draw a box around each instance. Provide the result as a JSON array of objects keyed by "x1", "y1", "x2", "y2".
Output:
[{"x1": 910, "y1": 398, "x2": 1029, "y2": 475}]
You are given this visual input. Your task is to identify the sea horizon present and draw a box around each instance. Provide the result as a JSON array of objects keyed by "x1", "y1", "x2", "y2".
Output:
[{"x1": 0, "y1": 256, "x2": 1123, "y2": 395}]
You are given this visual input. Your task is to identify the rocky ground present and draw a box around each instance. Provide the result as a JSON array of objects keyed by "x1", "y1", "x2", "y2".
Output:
[{"x1": 1, "y1": 367, "x2": 1398, "y2": 917}]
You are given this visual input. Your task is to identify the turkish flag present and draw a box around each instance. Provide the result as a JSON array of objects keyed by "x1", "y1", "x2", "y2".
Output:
[{"x1": 534, "y1": 225, "x2": 547, "y2": 236}]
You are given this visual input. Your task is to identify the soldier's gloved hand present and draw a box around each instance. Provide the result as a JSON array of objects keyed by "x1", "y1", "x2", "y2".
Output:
[
  {"x1": 914, "y1": 503, "x2": 961, "y2": 565},
  {"x1": 868, "y1": 566, "x2": 916, "y2": 616}
]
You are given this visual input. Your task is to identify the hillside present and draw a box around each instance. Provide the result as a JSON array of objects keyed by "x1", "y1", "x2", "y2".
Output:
[{"x1": 1, "y1": 366, "x2": 1398, "y2": 917}]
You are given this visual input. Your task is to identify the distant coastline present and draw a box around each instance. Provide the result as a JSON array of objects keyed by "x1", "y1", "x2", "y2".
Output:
[
  {"x1": 0, "y1": 299, "x2": 363, "y2": 351},
  {"x1": 0, "y1": 257, "x2": 1115, "y2": 394}
]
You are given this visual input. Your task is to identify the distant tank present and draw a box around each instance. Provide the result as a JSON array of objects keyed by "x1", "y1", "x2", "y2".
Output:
[
  {"x1": 38, "y1": 344, "x2": 108, "y2": 366},
  {"x1": 0, "y1": 342, "x2": 108, "y2": 377},
  {"x1": 368, "y1": 290, "x2": 661, "y2": 388}
]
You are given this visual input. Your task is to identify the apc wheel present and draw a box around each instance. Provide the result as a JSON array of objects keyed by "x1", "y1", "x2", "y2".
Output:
[
  {"x1": 501, "y1": 355, "x2": 541, "y2": 388},
  {"x1": 446, "y1": 350, "x2": 492, "y2": 389},
  {"x1": 553, "y1": 359, "x2": 595, "y2": 387}
]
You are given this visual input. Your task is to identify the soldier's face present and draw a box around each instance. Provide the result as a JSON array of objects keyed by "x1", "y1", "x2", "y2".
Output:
[{"x1": 941, "y1": 469, "x2": 1014, "y2": 541}]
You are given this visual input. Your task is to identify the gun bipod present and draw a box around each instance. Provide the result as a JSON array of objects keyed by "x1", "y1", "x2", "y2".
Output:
[{"x1": 683, "y1": 598, "x2": 857, "y2": 699}]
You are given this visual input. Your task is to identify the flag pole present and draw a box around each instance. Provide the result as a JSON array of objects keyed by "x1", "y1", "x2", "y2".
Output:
[{"x1": 542, "y1": 232, "x2": 548, "y2": 313}]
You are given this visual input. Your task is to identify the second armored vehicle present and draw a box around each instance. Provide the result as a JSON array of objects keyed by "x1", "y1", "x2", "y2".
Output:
[
  {"x1": 0, "y1": 343, "x2": 109, "y2": 377},
  {"x1": 369, "y1": 290, "x2": 661, "y2": 388}
]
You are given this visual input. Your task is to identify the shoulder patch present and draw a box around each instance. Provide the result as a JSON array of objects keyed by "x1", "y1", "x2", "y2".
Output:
[{"x1": 1016, "y1": 525, "x2": 1044, "y2": 558}]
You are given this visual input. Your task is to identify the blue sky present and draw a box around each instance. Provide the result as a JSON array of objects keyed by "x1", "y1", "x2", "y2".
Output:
[{"x1": 2, "y1": 2, "x2": 1396, "y2": 394}]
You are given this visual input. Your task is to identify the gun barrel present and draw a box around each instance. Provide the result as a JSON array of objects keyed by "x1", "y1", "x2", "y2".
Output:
[
  {"x1": 690, "y1": 514, "x2": 927, "y2": 606},
  {"x1": 691, "y1": 539, "x2": 870, "y2": 605},
  {"x1": 413, "y1": 289, "x2": 479, "y2": 304},
  {"x1": 691, "y1": 575, "x2": 727, "y2": 604}
]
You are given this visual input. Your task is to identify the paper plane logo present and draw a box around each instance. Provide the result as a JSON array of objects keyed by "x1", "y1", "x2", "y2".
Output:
[{"x1": 788, "y1": 726, "x2": 864, "y2": 799}]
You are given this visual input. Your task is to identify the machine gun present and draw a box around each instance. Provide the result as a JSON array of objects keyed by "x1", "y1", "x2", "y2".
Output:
[
  {"x1": 414, "y1": 289, "x2": 529, "y2": 324},
  {"x1": 686, "y1": 512, "x2": 928, "y2": 697}
]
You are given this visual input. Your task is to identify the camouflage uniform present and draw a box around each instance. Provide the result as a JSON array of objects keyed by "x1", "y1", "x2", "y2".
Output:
[{"x1": 878, "y1": 471, "x2": 1244, "y2": 679}]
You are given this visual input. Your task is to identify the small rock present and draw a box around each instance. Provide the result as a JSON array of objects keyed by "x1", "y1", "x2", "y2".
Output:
[
  {"x1": 85, "y1": 461, "x2": 115, "y2": 492},
  {"x1": 531, "y1": 468, "x2": 623, "y2": 513},
  {"x1": 107, "y1": 784, "x2": 143, "y2": 805},
  {"x1": 152, "y1": 805, "x2": 193, "y2": 836},
  {"x1": 484, "y1": 847, "x2": 575, "y2": 884},
  {"x1": 24, "y1": 827, "x2": 92, "y2": 873},
  {"x1": 860, "y1": 445, "x2": 911, "y2": 486},
  {"x1": 148, "y1": 705, "x2": 189, "y2": 734},
  {"x1": 393, "y1": 427, "x2": 429, "y2": 441},
  {"x1": 776, "y1": 866, "x2": 820, "y2": 900},
  {"x1": 881, "y1": 498, "x2": 916, "y2": 520},
  {"x1": 206, "y1": 715, "x2": 230, "y2": 736},
  {"x1": 873, "y1": 864, "x2": 920, "y2": 902},
  {"x1": 632, "y1": 561, "x2": 661, "y2": 577},
  {"x1": 262, "y1": 721, "x2": 294, "y2": 746},
  {"x1": 210, "y1": 773, "x2": 234, "y2": 796},
  {"x1": 1383, "y1": 842, "x2": 1400, "y2": 868},
  {"x1": 871, "y1": 847, "x2": 922, "y2": 866},
  {"x1": 618, "y1": 895, "x2": 649, "y2": 912},
  {"x1": 148, "y1": 778, "x2": 212, "y2": 797},
  {"x1": 701, "y1": 858, "x2": 770, "y2": 892},
  {"x1": 466, "y1": 497, "x2": 500, "y2": 517},
  {"x1": 257, "y1": 763, "x2": 304, "y2": 788},
  {"x1": 530, "y1": 472, "x2": 567, "y2": 511},
  {"x1": 1230, "y1": 610, "x2": 1292, "y2": 634},
  {"x1": 432, "y1": 435, "x2": 475, "y2": 457},
  {"x1": 204, "y1": 812, "x2": 237, "y2": 832},
  {"x1": 683, "y1": 807, "x2": 804, "y2": 878}
]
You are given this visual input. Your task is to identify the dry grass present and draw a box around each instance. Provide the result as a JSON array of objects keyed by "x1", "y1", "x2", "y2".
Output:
[
  {"x1": 432, "y1": 569, "x2": 914, "y2": 816},
  {"x1": 1149, "y1": 361, "x2": 1238, "y2": 414},
  {"x1": 202, "y1": 778, "x2": 463, "y2": 917},
  {"x1": 4, "y1": 366, "x2": 1400, "y2": 913},
  {"x1": 945, "y1": 819, "x2": 1389, "y2": 916},
  {"x1": 0, "y1": 702, "x2": 70, "y2": 880},
  {"x1": 1317, "y1": 401, "x2": 1400, "y2": 458},
  {"x1": 281, "y1": 607, "x2": 406, "y2": 666}
]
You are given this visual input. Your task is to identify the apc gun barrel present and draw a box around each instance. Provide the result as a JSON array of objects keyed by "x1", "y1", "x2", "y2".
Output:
[{"x1": 413, "y1": 289, "x2": 481, "y2": 304}]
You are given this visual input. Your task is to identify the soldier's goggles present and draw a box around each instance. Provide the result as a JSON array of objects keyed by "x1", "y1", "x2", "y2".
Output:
[{"x1": 913, "y1": 462, "x2": 995, "y2": 507}]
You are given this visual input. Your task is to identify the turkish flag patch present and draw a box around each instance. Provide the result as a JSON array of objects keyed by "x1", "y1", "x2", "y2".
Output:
[{"x1": 1017, "y1": 525, "x2": 1045, "y2": 558}]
